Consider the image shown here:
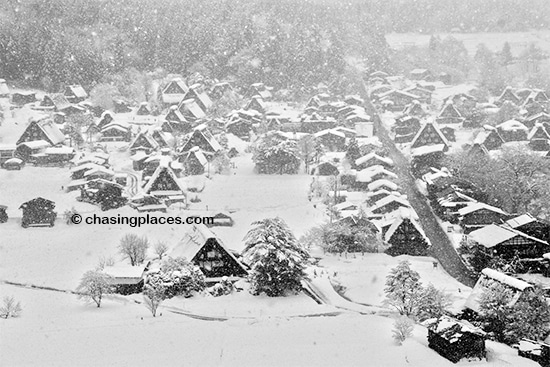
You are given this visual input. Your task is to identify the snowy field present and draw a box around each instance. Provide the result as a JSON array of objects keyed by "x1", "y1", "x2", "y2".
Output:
[{"x1": 0, "y1": 99, "x2": 538, "y2": 366}]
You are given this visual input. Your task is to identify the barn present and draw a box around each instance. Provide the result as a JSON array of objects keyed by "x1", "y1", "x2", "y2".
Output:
[{"x1": 16, "y1": 116, "x2": 65, "y2": 146}]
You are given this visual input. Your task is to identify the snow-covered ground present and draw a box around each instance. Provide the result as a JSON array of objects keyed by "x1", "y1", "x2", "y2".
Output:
[{"x1": 0, "y1": 96, "x2": 538, "y2": 366}]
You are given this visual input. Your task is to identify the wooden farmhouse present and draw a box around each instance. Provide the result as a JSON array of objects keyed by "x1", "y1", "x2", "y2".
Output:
[
  {"x1": 464, "y1": 268, "x2": 533, "y2": 314},
  {"x1": 17, "y1": 117, "x2": 65, "y2": 146},
  {"x1": 468, "y1": 223, "x2": 549, "y2": 261},
  {"x1": 226, "y1": 118, "x2": 254, "y2": 140},
  {"x1": 368, "y1": 194, "x2": 411, "y2": 215},
  {"x1": 182, "y1": 84, "x2": 213, "y2": 113},
  {"x1": 436, "y1": 102, "x2": 464, "y2": 125},
  {"x1": 248, "y1": 82, "x2": 272, "y2": 100},
  {"x1": 99, "y1": 122, "x2": 131, "y2": 142},
  {"x1": 402, "y1": 100, "x2": 427, "y2": 117},
  {"x1": 179, "y1": 146, "x2": 208, "y2": 175},
  {"x1": 40, "y1": 93, "x2": 71, "y2": 111},
  {"x1": 129, "y1": 131, "x2": 158, "y2": 153},
  {"x1": 103, "y1": 264, "x2": 148, "y2": 295},
  {"x1": 524, "y1": 112, "x2": 550, "y2": 129},
  {"x1": 496, "y1": 119, "x2": 529, "y2": 142},
  {"x1": 143, "y1": 164, "x2": 185, "y2": 200},
  {"x1": 313, "y1": 129, "x2": 346, "y2": 152},
  {"x1": 15, "y1": 140, "x2": 50, "y2": 161},
  {"x1": 410, "y1": 121, "x2": 450, "y2": 151},
  {"x1": 136, "y1": 102, "x2": 151, "y2": 116},
  {"x1": 179, "y1": 126, "x2": 222, "y2": 155},
  {"x1": 473, "y1": 127, "x2": 504, "y2": 150},
  {"x1": 19, "y1": 197, "x2": 57, "y2": 228},
  {"x1": 170, "y1": 224, "x2": 248, "y2": 281},
  {"x1": 356, "y1": 166, "x2": 398, "y2": 186},
  {"x1": 383, "y1": 208, "x2": 429, "y2": 256},
  {"x1": 11, "y1": 91, "x2": 36, "y2": 105},
  {"x1": 0, "y1": 144, "x2": 16, "y2": 165},
  {"x1": 458, "y1": 202, "x2": 509, "y2": 233},
  {"x1": 367, "y1": 179, "x2": 399, "y2": 192},
  {"x1": 403, "y1": 85, "x2": 432, "y2": 104},
  {"x1": 177, "y1": 99, "x2": 206, "y2": 121},
  {"x1": 161, "y1": 78, "x2": 189, "y2": 106},
  {"x1": 527, "y1": 123, "x2": 550, "y2": 151},
  {"x1": 64, "y1": 85, "x2": 88, "y2": 103},
  {"x1": 355, "y1": 152, "x2": 394, "y2": 170},
  {"x1": 496, "y1": 86, "x2": 521, "y2": 106},
  {"x1": 426, "y1": 316, "x2": 486, "y2": 363},
  {"x1": 379, "y1": 90, "x2": 421, "y2": 111},
  {"x1": 245, "y1": 96, "x2": 266, "y2": 114},
  {"x1": 505, "y1": 214, "x2": 550, "y2": 246},
  {"x1": 394, "y1": 115, "x2": 421, "y2": 143}
]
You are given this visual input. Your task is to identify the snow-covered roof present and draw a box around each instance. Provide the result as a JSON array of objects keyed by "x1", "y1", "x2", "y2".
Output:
[
  {"x1": 355, "y1": 152, "x2": 394, "y2": 167},
  {"x1": 44, "y1": 146, "x2": 75, "y2": 155},
  {"x1": 368, "y1": 194, "x2": 410, "y2": 214},
  {"x1": 411, "y1": 144, "x2": 446, "y2": 157},
  {"x1": 497, "y1": 119, "x2": 528, "y2": 131},
  {"x1": 313, "y1": 129, "x2": 346, "y2": 139},
  {"x1": 482, "y1": 268, "x2": 533, "y2": 291},
  {"x1": 469, "y1": 224, "x2": 547, "y2": 248},
  {"x1": 505, "y1": 213, "x2": 537, "y2": 229},
  {"x1": 70, "y1": 162, "x2": 103, "y2": 173},
  {"x1": 367, "y1": 179, "x2": 399, "y2": 191},
  {"x1": 83, "y1": 166, "x2": 115, "y2": 177},
  {"x1": 457, "y1": 202, "x2": 507, "y2": 216},
  {"x1": 356, "y1": 166, "x2": 398, "y2": 183},
  {"x1": 142, "y1": 165, "x2": 185, "y2": 195},
  {"x1": 427, "y1": 316, "x2": 485, "y2": 341},
  {"x1": 527, "y1": 123, "x2": 550, "y2": 140},
  {"x1": 17, "y1": 140, "x2": 50, "y2": 149},
  {"x1": 384, "y1": 207, "x2": 426, "y2": 242}
]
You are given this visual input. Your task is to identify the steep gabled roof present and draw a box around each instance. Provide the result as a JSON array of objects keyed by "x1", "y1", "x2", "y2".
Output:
[
  {"x1": 410, "y1": 121, "x2": 450, "y2": 149},
  {"x1": 143, "y1": 164, "x2": 185, "y2": 195},
  {"x1": 527, "y1": 123, "x2": 550, "y2": 140},
  {"x1": 171, "y1": 224, "x2": 247, "y2": 274},
  {"x1": 438, "y1": 102, "x2": 462, "y2": 118},
  {"x1": 457, "y1": 202, "x2": 507, "y2": 216},
  {"x1": 355, "y1": 152, "x2": 394, "y2": 167},
  {"x1": 384, "y1": 207, "x2": 427, "y2": 243},
  {"x1": 65, "y1": 85, "x2": 88, "y2": 99},
  {"x1": 367, "y1": 179, "x2": 399, "y2": 191}
]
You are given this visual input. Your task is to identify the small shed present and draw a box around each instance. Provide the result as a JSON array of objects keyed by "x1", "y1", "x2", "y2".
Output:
[
  {"x1": 103, "y1": 264, "x2": 148, "y2": 295},
  {"x1": 426, "y1": 316, "x2": 486, "y2": 363},
  {"x1": 19, "y1": 197, "x2": 57, "y2": 228}
]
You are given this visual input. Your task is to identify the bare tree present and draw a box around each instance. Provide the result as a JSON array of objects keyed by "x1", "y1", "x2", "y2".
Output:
[
  {"x1": 154, "y1": 241, "x2": 169, "y2": 260},
  {"x1": 0, "y1": 296, "x2": 22, "y2": 319},
  {"x1": 119, "y1": 234, "x2": 149, "y2": 266},
  {"x1": 96, "y1": 256, "x2": 115, "y2": 270},
  {"x1": 76, "y1": 270, "x2": 113, "y2": 308}
]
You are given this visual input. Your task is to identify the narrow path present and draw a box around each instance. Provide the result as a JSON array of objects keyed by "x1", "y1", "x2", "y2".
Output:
[{"x1": 359, "y1": 87, "x2": 477, "y2": 288}]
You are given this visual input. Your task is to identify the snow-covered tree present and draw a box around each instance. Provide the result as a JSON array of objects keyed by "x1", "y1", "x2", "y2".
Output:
[
  {"x1": 478, "y1": 282, "x2": 515, "y2": 342},
  {"x1": 76, "y1": 270, "x2": 113, "y2": 308},
  {"x1": 160, "y1": 257, "x2": 206, "y2": 298},
  {"x1": 505, "y1": 287, "x2": 550, "y2": 344},
  {"x1": 253, "y1": 136, "x2": 301, "y2": 174},
  {"x1": 242, "y1": 218, "x2": 309, "y2": 296},
  {"x1": 143, "y1": 273, "x2": 166, "y2": 317},
  {"x1": 384, "y1": 261, "x2": 423, "y2": 317},
  {"x1": 0, "y1": 296, "x2": 22, "y2": 319},
  {"x1": 415, "y1": 284, "x2": 451, "y2": 321},
  {"x1": 392, "y1": 316, "x2": 414, "y2": 345},
  {"x1": 119, "y1": 234, "x2": 149, "y2": 266}
]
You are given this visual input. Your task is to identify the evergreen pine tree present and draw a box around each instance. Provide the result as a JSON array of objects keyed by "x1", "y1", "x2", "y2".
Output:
[
  {"x1": 504, "y1": 287, "x2": 550, "y2": 344},
  {"x1": 500, "y1": 42, "x2": 513, "y2": 66},
  {"x1": 345, "y1": 138, "x2": 361, "y2": 169}
]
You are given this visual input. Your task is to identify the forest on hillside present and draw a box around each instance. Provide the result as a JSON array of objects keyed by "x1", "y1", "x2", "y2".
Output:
[{"x1": 0, "y1": 0, "x2": 548, "y2": 92}]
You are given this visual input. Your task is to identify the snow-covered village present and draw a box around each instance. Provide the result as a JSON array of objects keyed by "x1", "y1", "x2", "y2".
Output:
[{"x1": 1, "y1": 1, "x2": 550, "y2": 366}]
